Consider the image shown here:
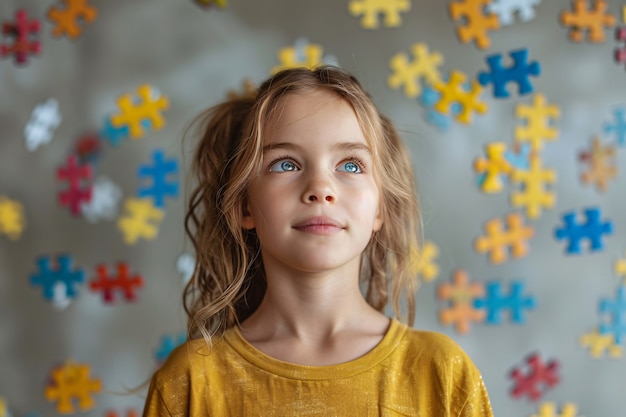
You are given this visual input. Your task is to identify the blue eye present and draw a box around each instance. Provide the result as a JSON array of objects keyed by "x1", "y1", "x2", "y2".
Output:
[
  {"x1": 338, "y1": 161, "x2": 362, "y2": 174},
  {"x1": 269, "y1": 159, "x2": 298, "y2": 172}
]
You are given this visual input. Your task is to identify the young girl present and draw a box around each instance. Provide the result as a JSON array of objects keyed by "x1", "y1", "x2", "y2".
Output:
[{"x1": 143, "y1": 66, "x2": 493, "y2": 416}]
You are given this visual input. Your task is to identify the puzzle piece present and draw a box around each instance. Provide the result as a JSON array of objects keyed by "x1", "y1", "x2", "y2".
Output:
[
  {"x1": 30, "y1": 254, "x2": 85, "y2": 301},
  {"x1": 195, "y1": 0, "x2": 227, "y2": 8},
  {"x1": 599, "y1": 285, "x2": 626, "y2": 344},
  {"x1": 510, "y1": 153, "x2": 557, "y2": 219},
  {"x1": 473, "y1": 281, "x2": 536, "y2": 324},
  {"x1": 111, "y1": 85, "x2": 169, "y2": 139},
  {"x1": 560, "y1": 0, "x2": 616, "y2": 43},
  {"x1": 475, "y1": 213, "x2": 535, "y2": 264},
  {"x1": 80, "y1": 176, "x2": 122, "y2": 223},
  {"x1": 57, "y1": 154, "x2": 93, "y2": 215},
  {"x1": 51, "y1": 281, "x2": 72, "y2": 310},
  {"x1": 90, "y1": 262, "x2": 144, "y2": 303},
  {"x1": 73, "y1": 132, "x2": 102, "y2": 165},
  {"x1": 433, "y1": 70, "x2": 488, "y2": 124},
  {"x1": 505, "y1": 142, "x2": 531, "y2": 170},
  {"x1": 515, "y1": 94, "x2": 560, "y2": 152},
  {"x1": 407, "y1": 241, "x2": 440, "y2": 282},
  {"x1": 138, "y1": 149, "x2": 179, "y2": 208},
  {"x1": 580, "y1": 328, "x2": 622, "y2": 358},
  {"x1": 419, "y1": 80, "x2": 462, "y2": 131},
  {"x1": 531, "y1": 402, "x2": 580, "y2": 417},
  {"x1": 100, "y1": 115, "x2": 151, "y2": 147},
  {"x1": 1, "y1": 9, "x2": 41, "y2": 64},
  {"x1": 579, "y1": 137, "x2": 617, "y2": 192},
  {"x1": 437, "y1": 269, "x2": 485, "y2": 334},
  {"x1": 616, "y1": 27, "x2": 626, "y2": 68},
  {"x1": 0, "y1": 397, "x2": 7, "y2": 417},
  {"x1": 117, "y1": 198, "x2": 165, "y2": 245},
  {"x1": 155, "y1": 332, "x2": 187, "y2": 365},
  {"x1": 388, "y1": 43, "x2": 443, "y2": 98},
  {"x1": 48, "y1": 0, "x2": 97, "y2": 39},
  {"x1": 348, "y1": 0, "x2": 410, "y2": 29},
  {"x1": 554, "y1": 207, "x2": 613, "y2": 254},
  {"x1": 473, "y1": 142, "x2": 513, "y2": 193},
  {"x1": 176, "y1": 253, "x2": 196, "y2": 285},
  {"x1": 24, "y1": 98, "x2": 62, "y2": 151},
  {"x1": 449, "y1": 0, "x2": 500, "y2": 49},
  {"x1": 478, "y1": 48, "x2": 541, "y2": 98},
  {"x1": 510, "y1": 353, "x2": 560, "y2": 401},
  {"x1": 271, "y1": 39, "x2": 334, "y2": 74},
  {"x1": 45, "y1": 361, "x2": 101, "y2": 413},
  {"x1": 487, "y1": 0, "x2": 542, "y2": 25},
  {"x1": 603, "y1": 107, "x2": 626, "y2": 146},
  {"x1": 615, "y1": 251, "x2": 626, "y2": 283},
  {"x1": 0, "y1": 195, "x2": 26, "y2": 240}
]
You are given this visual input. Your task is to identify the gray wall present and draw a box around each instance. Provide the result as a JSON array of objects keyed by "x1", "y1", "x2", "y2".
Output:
[{"x1": 1, "y1": 0, "x2": 625, "y2": 415}]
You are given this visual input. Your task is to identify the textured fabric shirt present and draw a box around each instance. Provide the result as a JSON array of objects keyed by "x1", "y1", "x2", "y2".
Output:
[{"x1": 142, "y1": 318, "x2": 494, "y2": 416}]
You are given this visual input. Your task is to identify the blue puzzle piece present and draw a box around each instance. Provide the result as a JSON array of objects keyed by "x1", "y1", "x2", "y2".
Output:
[
  {"x1": 100, "y1": 115, "x2": 151, "y2": 147},
  {"x1": 554, "y1": 207, "x2": 613, "y2": 255},
  {"x1": 30, "y1": 254, "x2": 85, "y2": 300},
  {"x1": 604, "y1": 107, "x2": 626, "y2": 147},
  {"x1": 155, "y1": 332, "x2": 187, "y2": 364},
  {"x1": 473, "y1": 281, "x2": 536, "y2": 324},
  {"x1": 138, "y1": 149, "x2": 179, "y2": 208},
  {"x1": 477, "y1": 48, "x2": 541, "y2": 99},
  {"x1": 599, "y1": 285, "x2": 626, "y2": 345}
]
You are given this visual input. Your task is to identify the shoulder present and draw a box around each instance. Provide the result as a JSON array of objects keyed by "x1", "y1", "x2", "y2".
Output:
[
  {"x1": 150, "y1": 334, "x2": 230, "y2": 388},
  {"x1": 395, "y1": 325, "x2": 483, "y2": 382}
]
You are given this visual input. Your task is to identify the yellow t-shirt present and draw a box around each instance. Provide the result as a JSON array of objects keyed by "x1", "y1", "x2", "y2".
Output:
[{"x1": 143, "y1": 319, "x2": 493, "y2": 416}]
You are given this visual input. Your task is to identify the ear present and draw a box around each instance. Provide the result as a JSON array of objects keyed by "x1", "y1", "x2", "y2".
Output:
[{"x1": 239, "y1": 197, "x2": 255, "y2": 230}]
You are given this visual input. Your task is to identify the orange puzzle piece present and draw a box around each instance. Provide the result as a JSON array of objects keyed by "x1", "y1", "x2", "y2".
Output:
[
  {"x1": 560, "y1": 0, "x2": 616, "y2": 43},
  {"x1": 437, "y1": 269, "x2": 485, "y2": 334},
  {"x1": 579, "y1": 137, "x2": 617, "y2": 192},
  {"x1": 45, "y1": 361, "x2": 102, "y2": 413},
  {"x1": 474, "y1": 212, "x2": 535, "y2": 264},
  {"x1": 449, "y1": 0, "x2": 500, "y2": 49},
  {"x1": 48, "y1": 0, "x2": 97, "y2": 39}
]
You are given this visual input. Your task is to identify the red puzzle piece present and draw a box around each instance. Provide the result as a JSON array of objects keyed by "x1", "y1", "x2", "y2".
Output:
[
  {"x1": 57, "y1": 155, "x2": 93, "y2": 215},
  {"x1": 90, "y1": 263, "x2": 144, "y2": 303},
  {"x1": 0, "y1": 9, "x2": 41, "y2": 64},
  {"x1": 510, "y1": 353, "x2": 560, "y2": 401}
]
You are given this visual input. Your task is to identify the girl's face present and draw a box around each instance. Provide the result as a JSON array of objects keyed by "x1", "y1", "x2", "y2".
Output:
[{"x1": 240, "y1": 90, "x2": 383, "y2": 276}]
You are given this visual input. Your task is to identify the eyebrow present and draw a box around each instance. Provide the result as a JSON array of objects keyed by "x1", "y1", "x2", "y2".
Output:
[{"x1": 262, "y1": 141, "x2": 372, "y2": 155}]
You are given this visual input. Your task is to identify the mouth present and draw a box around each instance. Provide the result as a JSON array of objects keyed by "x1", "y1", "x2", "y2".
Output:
[{"x1": 293, "y1": 216, "x2": 345, "y2": 234}]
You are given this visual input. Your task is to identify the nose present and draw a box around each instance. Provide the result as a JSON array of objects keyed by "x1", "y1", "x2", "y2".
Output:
[{"x1": 302, "y1": 175, "x2": 336, "y2": 204}]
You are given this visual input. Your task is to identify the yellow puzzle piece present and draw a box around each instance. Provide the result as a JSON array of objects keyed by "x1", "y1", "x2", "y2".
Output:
[
  {"x1": 515, "y1": 94, "x2": 560, "y2": 152},
  {"x1": 0, "y1": 195, "x2": 26, "y2": 240},
  {"x1": 510, "y1": 153, "x2": 557, "y2": 219},
  {"x1": 271, "y1": 42, "x2": 324, "y2": 74},
  {"x1": 531, "y1": 402, "x2": 580, "y2": 417},
  {"x1": 408, "y1": 241, "x2": 440, "y2": 282},
  {"x1": 388, "y1": 43, "x2": 443, "y2": 98},
  {"x1": 473, "y1": 142, "x2": 512, "y2": 193},
  {"x1": 474, "y1": 212, "x2": 535, "y2": 264},
  {"x1": 117, "y1": 198, "x2": 165, "y2": 245},
  {"x1": 434, "y1": 70, "x2": 487, "y2": 124},
  {"x1": 449, "y1": 0, "x2": 500, "y2": 49},
  {"x1": 111, "y1": 85, "x2": 169, "y2": 139},
  {"x1": 45, "y1": 361, "x2": 102, "y2": 413},
  {"x1": 348, "y1": 0, "x2": 411, "y2": 29},
  {"x1": 580, "y1": 328, "x2": 622, "y2": 358}
]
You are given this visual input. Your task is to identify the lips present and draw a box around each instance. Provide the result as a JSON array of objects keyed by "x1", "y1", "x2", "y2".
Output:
[{"x1": 293, "y1": 216, "x2": 345, "y2": 229}]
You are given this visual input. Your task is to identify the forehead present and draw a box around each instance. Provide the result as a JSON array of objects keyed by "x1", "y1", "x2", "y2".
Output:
[{"x1": 264, "y1": 90, "x2": 369, "y2": 147}]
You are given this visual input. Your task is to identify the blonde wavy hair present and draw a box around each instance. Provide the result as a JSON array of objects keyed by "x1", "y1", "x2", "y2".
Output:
[{"x1": 183, "y1": 66, "x2": 422, "y2": 345}]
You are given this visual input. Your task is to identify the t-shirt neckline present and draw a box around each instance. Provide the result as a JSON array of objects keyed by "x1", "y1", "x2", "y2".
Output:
[{"x1": 223, "y1": 318, "x2": 406, "y2": 380}]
